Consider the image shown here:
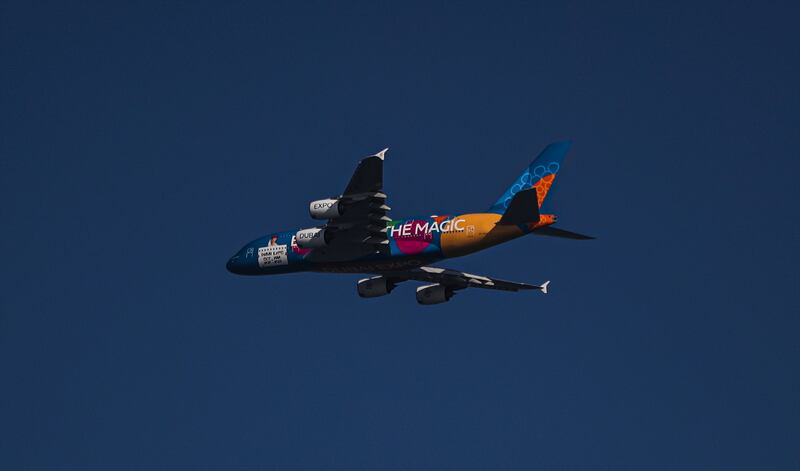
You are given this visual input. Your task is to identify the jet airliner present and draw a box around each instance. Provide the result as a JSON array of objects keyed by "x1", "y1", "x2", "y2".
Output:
[{"x1": 226, "y1": 141, "x2": 592, "y2": 304}]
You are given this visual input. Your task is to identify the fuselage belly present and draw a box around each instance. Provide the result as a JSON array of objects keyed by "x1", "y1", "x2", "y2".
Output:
[{"x1": 226, "y1": 212, "x2": 555, "y2": 276}]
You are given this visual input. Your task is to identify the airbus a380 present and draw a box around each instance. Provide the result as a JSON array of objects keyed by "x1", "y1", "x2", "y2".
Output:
[{"x1": 226, "y1": 141, "x2": 592, "y2": 305}]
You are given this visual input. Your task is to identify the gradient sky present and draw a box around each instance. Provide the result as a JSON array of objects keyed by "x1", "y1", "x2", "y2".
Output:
[{"x1": 1, "y1": 1, "x2": 798, "y2": 469}]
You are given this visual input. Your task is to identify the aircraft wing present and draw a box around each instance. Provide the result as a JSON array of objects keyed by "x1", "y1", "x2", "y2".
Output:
[
  {"x1": 380, "y1": 266, "x2": 550, "y2": 293},
  {"x1": 325, "y1": 149, "x2": 392, "y2": 253}
]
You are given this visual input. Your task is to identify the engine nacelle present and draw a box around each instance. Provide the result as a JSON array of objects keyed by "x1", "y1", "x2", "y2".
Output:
[
  {"x1": 415, "y1": 284, "x2": 454, "y2": 305},
  {"x1": 357, "y1": 276, "x2": 395, "y2": 298},
  {"x1": 309, "y1": 199, "x2": 344, "y2": 219},
  {"x1": 295, "y1": 227, "x2": 331, "y2": 248}
]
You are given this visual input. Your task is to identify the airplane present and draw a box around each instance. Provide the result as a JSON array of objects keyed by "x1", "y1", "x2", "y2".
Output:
[{"x1": 226, "y1": 141, "x2": 592, "y2": 305}]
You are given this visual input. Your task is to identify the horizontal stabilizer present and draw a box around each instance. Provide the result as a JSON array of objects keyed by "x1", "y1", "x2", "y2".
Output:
[
  {"x1": 533, "y1": 226, "x2": 594, "y2": 240},
  {"x1": 497, "y1": 188, "x2": 540, "y2": 225}
]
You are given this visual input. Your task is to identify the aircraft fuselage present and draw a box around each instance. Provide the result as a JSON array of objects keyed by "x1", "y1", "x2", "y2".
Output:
[{"x1": 226, "y1": 212, "x2": 556, "y2": 276}]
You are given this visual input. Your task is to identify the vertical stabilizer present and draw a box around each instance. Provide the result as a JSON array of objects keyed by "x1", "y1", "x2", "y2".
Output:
[{"x1": 488, "y1": 141, "x2": 570, "y2": 214}]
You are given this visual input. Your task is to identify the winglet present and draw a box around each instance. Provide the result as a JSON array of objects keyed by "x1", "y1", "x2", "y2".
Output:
[
  {"x1": 375, "y1": 148, "x2": 388, "y2": 160},
  {"x1": 540, "y1": 280, "x2": 550, "y2": 294}
]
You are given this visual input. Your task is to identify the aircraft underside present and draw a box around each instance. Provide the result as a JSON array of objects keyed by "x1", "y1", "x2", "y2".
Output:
[{"x1": 227, "y1": 142, "x2": 591, "y2": 304}]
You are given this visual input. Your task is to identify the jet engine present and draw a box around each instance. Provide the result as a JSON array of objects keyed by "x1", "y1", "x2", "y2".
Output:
[
  {"x1": 415, "y1": 284, "x2": 455, "y2": 305},
  {"x1": 295, "y1": 227, "x2": 331, "y2": 248},
  {"x1": 309, "y1": 198, "x2": 344, "y2": 219},
  {"x1": 357, "y1": 276, "x2": 396, "y2": 298}
]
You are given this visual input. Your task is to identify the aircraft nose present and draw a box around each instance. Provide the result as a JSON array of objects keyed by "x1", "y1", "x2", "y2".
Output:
[{"x1": 226, "y1": 255, "x2": 240, "y2": 274}]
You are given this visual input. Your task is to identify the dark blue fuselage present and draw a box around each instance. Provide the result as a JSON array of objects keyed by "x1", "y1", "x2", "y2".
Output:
[{"x1": 226, "y1": 221, "x2": 448, "y2": 276}]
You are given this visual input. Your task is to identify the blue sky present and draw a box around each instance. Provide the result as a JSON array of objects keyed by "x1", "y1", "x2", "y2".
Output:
[{"x1": 1, "y1": 1, "x2": 798, "y2": 469}]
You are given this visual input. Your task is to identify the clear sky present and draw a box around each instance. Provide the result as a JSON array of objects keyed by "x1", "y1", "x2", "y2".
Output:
[{"x1": 1, "y1": 1, "x2": 798, "y2": 469}]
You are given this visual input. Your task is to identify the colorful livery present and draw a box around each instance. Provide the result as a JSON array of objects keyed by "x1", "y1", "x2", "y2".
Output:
[{"x1": 227, "y1": 142, "x2": 592, "y2": 304}]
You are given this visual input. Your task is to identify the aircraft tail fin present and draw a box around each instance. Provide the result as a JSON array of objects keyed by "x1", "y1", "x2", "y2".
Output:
[{"x1": 488, "y1": 141, "x2": 570, "y2": 214}]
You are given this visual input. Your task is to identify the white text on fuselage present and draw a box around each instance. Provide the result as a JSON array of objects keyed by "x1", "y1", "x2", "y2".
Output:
[{"x1": 389, "y1": 218, "x2": 465, "y2": 238}]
